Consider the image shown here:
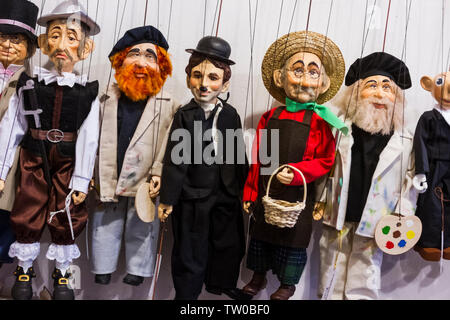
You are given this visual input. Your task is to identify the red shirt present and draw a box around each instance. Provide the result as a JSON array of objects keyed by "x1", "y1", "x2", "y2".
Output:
[{"x1": 243, "y1": 107, "x2": 336, "y2": 202}]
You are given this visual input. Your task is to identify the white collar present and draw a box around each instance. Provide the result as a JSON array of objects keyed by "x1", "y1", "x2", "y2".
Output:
[
  {"x1": 0, "y1": 63, "x2": 22, "y2": 74},
  {"x1": 33, "y1": 66, "x2": 88, "y2": 87},
  {"x1": 196, "y1": 100, "x2": 223, "y2": 111},
  {"x1": 434, "y1": 104, "x2": 450, "y2": 114}
]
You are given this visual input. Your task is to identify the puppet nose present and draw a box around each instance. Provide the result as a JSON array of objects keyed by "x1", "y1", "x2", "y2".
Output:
[{"x1": 200, "y1": 86, "x2": 208, "y2": 92}]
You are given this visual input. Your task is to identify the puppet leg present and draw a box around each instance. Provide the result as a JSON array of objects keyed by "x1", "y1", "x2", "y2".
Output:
[
  {"x1": 123, "y1": 197, "x2": 159, "y2": 284},
  {"x1": 0, "y1": 210, "x2": 14, "y2": 264}
]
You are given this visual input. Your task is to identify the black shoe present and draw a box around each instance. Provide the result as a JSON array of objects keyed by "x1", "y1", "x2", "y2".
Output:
[
  {"x1": 95, "y1": 273, "x2": 112, "y2": 285},
  {"x1": 123, "y1": 273, "x2": 144, "y2": 286},
  {"x1": 52, "y1": 268, "x2": 74, "y2": 300},
  {"x1": 206, "y1": 286, "x2": 253, "y2": 300},
  {"x1": 11, "y1": 266, "x2": 35, "y2": 300}
]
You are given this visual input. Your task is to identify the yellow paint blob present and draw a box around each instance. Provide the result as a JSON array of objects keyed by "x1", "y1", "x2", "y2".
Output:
[{"x1": 406, "y1": 231, "x2": 415, "y2": 239}]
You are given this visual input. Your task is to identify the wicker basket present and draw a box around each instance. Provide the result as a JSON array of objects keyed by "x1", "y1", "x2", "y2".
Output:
[{"x1": 262, "y1": 165, "x2": 307, "y2": 228}]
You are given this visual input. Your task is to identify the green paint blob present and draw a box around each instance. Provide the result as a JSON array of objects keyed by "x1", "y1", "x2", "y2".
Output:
[{"x1": 382, "y1": 226, "x2": 390, "y2": 235}]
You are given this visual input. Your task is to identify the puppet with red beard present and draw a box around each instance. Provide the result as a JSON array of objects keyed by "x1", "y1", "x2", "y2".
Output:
[
  {"x1": 89, "y1": 26, "x2": 180, "y2": 287},
  {"x1": 317, "y1": 52, "x2": 418, "y2": 300}
]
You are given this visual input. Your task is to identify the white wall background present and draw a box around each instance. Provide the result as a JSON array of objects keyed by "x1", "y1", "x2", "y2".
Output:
[{"x1": 1, "y1": 0, "x2": 450, "y2": 300}]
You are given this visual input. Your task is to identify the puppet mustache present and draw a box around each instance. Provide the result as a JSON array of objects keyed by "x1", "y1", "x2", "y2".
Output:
[{"x1": 50, "y1": 49, "x2": 74, "y2": 61}]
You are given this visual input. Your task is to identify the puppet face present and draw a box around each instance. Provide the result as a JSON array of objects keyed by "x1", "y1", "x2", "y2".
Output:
[
  {"x1": 38, "y1": 19, "x2": 94, "y2": 74},
  {"x1": 0, "y1": 33, "x2": 28, "y2": 67},
  {"x1": 359, "y1": 75, "x2": 397, "y2": 108},
  {"x1": 421, "y1": 72, "x2": 450, "y2": 109},
  {"x1": 273, "y1": 52, "x2": 330, "y2": 103},
  {"x1": 122, "y1": 43, "x2": 159, "y2": 74},
  {"x1": 187, "y1": 59, "x2": 230, "y2": 105}
]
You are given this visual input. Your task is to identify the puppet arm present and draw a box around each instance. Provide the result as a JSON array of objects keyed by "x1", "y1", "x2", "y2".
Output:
[
  {"x1": 412, "y1": 115, "x2": 430, "y2": 193},
  {"x1": 394, "y1": 147, "x2": 418, "y2": 216},
  {"x1": 0, "y1": 93, "x2": 27, "y2": 189},
  {"x1": 69, "y1": 96, "x2": 100, "y2": 201}
]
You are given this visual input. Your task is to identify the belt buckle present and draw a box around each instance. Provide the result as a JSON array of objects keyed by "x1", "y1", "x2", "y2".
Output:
[{"x1": 46, "y1": 129, "x2": 64, "y2": 143}]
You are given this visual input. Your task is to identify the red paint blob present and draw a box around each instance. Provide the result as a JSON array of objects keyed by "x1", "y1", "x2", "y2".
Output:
[{"x1": 386, "y1": 241, "x2": 394, "y2": 249}]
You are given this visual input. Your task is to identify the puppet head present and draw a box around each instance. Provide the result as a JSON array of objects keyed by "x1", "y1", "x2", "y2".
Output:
[
  {"x1": 420, "y1": 72, "x2": 450, "y2": 109},
  {"x1": 109, "y1": 26, "x2": 172, "y2": 102},
  {"x1": 262, "y1": 31, "x2": 345, "y2": 104},
  {"x1": 185, "y1": 36, "x2": 234, "y2": 105},
  {"x1": 334, "y1": 52, "x2": 411, "y2": 135},
  {"x1": 0, "y1": 0, "x2": 38, "y2": 68},
  {"x1": 37, "y1": 0, "x2": 100, "y2": 74}
]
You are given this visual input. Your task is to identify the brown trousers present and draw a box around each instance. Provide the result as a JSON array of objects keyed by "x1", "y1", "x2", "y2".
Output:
[{"x1": 10, "y1": 145, "x2": 88, "y2": 245}]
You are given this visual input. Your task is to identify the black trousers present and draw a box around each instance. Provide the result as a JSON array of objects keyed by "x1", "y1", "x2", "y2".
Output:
[{"x1": 171, "y1": 183, "x2": 245, "y2": 300}]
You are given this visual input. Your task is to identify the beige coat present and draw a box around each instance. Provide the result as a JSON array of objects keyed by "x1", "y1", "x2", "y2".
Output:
[
  {"x1": 98, "y1": 84, "x2": 180, "y2": 202},
  {"x1": 0, "y1": 67, "x2": 24, "y2": 212}
]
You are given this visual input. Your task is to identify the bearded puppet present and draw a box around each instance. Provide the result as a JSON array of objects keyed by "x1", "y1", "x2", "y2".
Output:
[
  {"x1": 412, "y1": 71, "x2": 450, "y2": 262},
  {"x1": 157, "y1": 36, "x2": 250, "y2": 300},
  {"x1": 0, "y1": 1, "x2": 100, "y2": 300},
  {"x1": 0, "y1": 0, "x2": 38, "y2": 270},
  {"x1": 90, "y1": 26, "x2": 180, "y2": 287},
  {"x1": 318, "y1": 52, "x2": 418, "y2": 300},
  {"x1": 241, "y1": 31, "x2": 347, "y2": 300}
]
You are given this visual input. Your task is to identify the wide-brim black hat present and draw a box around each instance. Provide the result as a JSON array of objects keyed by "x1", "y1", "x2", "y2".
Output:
[
  {"x1": 345, "y1": 52, "x2": 411, "y2": 89},
  {"x1": 0, "y1": 0, "x2": 39, "y2": 44},
  {"x1": 109, "y1": 25, "x2": 169, "y2": 58},
  {"x1": 186, "y1": 36, "x2": 235, "y2": 65}
]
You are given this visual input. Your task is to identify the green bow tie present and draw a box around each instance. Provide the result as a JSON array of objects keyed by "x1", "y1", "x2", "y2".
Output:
[{"x1": 285, "y1": 98, "x2": 348, "y2": 135}]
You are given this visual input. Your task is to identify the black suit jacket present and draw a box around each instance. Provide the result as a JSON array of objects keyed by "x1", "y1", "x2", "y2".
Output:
[{"x1": 160, "y1": 99, "x2": 248, "y2": 205}]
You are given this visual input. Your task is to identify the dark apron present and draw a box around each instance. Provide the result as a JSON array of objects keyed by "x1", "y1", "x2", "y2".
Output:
[{"x1": 250, "y1": 107, "x2": 316, "y2": 248}]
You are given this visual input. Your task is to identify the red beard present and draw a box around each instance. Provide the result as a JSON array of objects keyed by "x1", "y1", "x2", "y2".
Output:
[{"x1": 115, "y1": 64, "x2": 165, "y2": 101}]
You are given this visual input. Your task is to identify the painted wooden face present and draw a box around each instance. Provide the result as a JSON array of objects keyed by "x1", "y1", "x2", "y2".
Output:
[
  {"x1": 274, "y1": 52, "x2": 329, "y2": 103},
  {"x1": 421, "y1": 72, "x2": 450, "y2": 109},
  {"x1": 359, "y1": 75, "x2": 397, "y2": 110},
  {"x1": 187, "y1": 59, "x2": 229, "y2": 104},
  {"x1": 122, "y1": 43, "x2": 159, "y2": 76},
  {"x1": 0, "y1": 33, "x2": 28, "y2": 67}
]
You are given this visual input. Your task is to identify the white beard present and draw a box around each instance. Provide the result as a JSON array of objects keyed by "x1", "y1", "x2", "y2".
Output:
[{"x1": 352, "y1": 97, "x2": 397, "y2": 135}]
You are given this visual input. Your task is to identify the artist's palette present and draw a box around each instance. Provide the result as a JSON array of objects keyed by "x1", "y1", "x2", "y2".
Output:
[{"x1": 374, "y1": 215, "x2": 422, "y2": 255}]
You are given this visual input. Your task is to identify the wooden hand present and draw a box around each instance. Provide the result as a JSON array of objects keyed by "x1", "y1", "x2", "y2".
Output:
[
  {"x1": 72, "y1": 191, "x2": 87, "y2": 205},
  {"x1": 158, "y1": 203, "x2": 173, "y2": 222},
  {"x1": 276, "y1": 167, "x2": 294, "y2": 185},
  {"x1": 149, "y1": 176, "x2": 161, "y2": 198}
]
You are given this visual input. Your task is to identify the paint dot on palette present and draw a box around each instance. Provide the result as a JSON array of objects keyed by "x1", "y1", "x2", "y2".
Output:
[
  {"x1": 406, "y1": 220, "x2": 414, "y2": 228},
  {"x1": 393, "y1": 231, "x2": 401, "y2": 238},
  {"x1": 386, "y1": 241, "x2": 394, "y2": 249},
  {"x1": 382, "y1": 226, "x2": 390, "y2": 235},
  {"x1": 397, "y1": 223, "x2": 401, "y2": 227},
  {"x1": 406, "y1": 231, "x2": 415, "y2": 239},
  {"x1": 398, "y1": 240, "x2": 407, "y2": 248}
]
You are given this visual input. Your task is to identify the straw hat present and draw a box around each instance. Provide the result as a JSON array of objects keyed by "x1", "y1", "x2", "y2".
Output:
[{"x1": 261, "y1": 30, "x2": 345, "y2": 104}]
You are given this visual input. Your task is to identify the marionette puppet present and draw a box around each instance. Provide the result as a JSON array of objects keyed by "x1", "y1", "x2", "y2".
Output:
[
  {"x1": 412, "y1": 71, "x2": 450, "y2": 263},
  {"x1": 241, "y1": 31, "x2": 347, "y2": 300},
  {"x1": 0, "y1": 0, "x2": 100, "y2": 300},
  {"x1": 318, "y1": 52, "x2": 417, "y2": 300},
  {"x1": 90, "y1": 25, "x2": 180, "y2": 287},
  {"x1": 157, "y1": 36, "x2": 250, "y2": 300},
  {"x1": 0, "y1": 0, "x2": 38, "y2": 270}
]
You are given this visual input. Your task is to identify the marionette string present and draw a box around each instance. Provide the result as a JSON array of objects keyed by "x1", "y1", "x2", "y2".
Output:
[
  {"x1": 215, "y1": 0, "x2": 224, "y2": 37},
  {"x1": 382, "y1": 0, "x2": 392, "y2": 53},
  {"x1": 87, "y1": 0, "x2": 100, "y2": 80},
  {"x1": 203, "y1": 0, "x2": 208, "y2": 37},
  {"x1": 210, "y1": 0, "x2": 220, "y2": 36},
  {"x1": 144, "y1": 0, "x2": 149, "y2": 26}
]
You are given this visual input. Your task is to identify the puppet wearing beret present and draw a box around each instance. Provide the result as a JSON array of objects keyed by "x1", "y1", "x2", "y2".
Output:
[
  {"x1": 158, "y1": 36, "x2": 250, "y2": 300},
  {"x1": 412, "y1": 71, "x2": 450, "y2": 262},
  {"x1": 0, "y1": 0, "x2": 100, "y2": 300},
  {"x1": 318, "y1": 52, "x2": 417, "y2": 300},
  {"x1": 0, "y1": 0, "x2": 38, "y2": 270},
  {"x1": 90, "y1": 25, "x2": 180, "y2": 287},
  {"x1": 241, "y1": 31, "x2": 347, "y2": 300}
]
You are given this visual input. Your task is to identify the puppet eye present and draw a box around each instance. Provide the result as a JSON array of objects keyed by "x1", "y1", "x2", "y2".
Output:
[{"x1": 436, "y1": 77, "x2": 444, "y2": 86}]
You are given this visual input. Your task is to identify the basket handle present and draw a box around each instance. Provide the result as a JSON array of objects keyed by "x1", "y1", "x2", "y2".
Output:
[{"x1": 265, "y1": 164, "x2": 307, "y2": 204}]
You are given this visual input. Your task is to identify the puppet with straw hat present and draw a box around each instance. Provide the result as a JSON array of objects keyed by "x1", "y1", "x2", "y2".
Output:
[{"x1": 241, "y1": 30, "x2": 347, "y2": 300}]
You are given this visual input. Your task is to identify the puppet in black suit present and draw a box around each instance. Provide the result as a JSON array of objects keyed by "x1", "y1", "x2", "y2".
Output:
[{"x1": 158, "y1": 36, "x2": 250, "y2": 300}]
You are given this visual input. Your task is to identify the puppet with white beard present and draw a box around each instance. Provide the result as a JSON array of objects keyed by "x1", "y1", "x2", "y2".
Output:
[{"x1": 317, "y1": 52, "x2": 418, "y2": 300}]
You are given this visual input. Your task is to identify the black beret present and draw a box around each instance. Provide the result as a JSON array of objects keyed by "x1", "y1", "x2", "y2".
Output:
[
  {"x1": 108, "y1": 25, "x2": 169, "y2": 58},
  {"x1": 345, "y1": 52, "x2": 411, "y2": 89}
]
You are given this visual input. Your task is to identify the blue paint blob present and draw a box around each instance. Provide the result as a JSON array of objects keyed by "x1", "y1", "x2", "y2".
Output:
[{"x1": 398, "y1": 240, "x2": 407, "y2": 248}]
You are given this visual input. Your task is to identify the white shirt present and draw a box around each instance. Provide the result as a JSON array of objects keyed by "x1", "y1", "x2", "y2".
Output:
[
  {"x1": 434, "y1": 104, "x2": 450, "y2": 126},
  {"x1": 0, "y1": 66, "x2": 99, "y2": 194},
  {"x1": 196, "y1": 99, "x2": 223, "y2": 154},
  {"x1": 0, "y1": 63, "x2": 22, "y2": 92}
]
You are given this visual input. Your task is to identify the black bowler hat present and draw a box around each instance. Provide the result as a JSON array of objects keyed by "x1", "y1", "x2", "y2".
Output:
[
  {"x1": 345, "y1": 52, "x2": 411, "y2": 89},
  {"x1": 108, "y1": 26, "x2": 169, "y2": 58},
  {"x1": 186, "y1": 36, "x2": 235, "y2": 65},
  {"x1": 0, "y1": 0, "x2": 39, "y2": 44}
]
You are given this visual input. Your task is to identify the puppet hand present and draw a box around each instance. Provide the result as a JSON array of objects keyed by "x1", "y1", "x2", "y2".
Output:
[
  {"x1": 243, "y1": 201, "x2": 253, "y2": 214},
  {"x1": 72, "y1": 191, "x2": 87, "y2": 205},
  {"x1": 89, "y1": 179, "x2": 96, "y2": 191},
  {"x1": 276, "y1": 167, "x2": 294, "y2": 185},
  {"x1": 158, "y1": 203, "x2": 173, "y2": 222},
  {"x1": 313, "y1": 202, "x2": 326, "y2": 221},
  {"x1": 149, "y1": 176, "x2": 161, "y2": 198},
  {"x1": 413, "y1": 174, "x2": 428, "y2": 193},
  {"x1": 0, "y1": 180, "x2": 4, "y2": 193}
]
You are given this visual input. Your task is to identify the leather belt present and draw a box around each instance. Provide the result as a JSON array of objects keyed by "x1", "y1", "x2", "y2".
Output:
[{"x1": 30, "y1": 128, "x2": 77, "y2": 143}]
